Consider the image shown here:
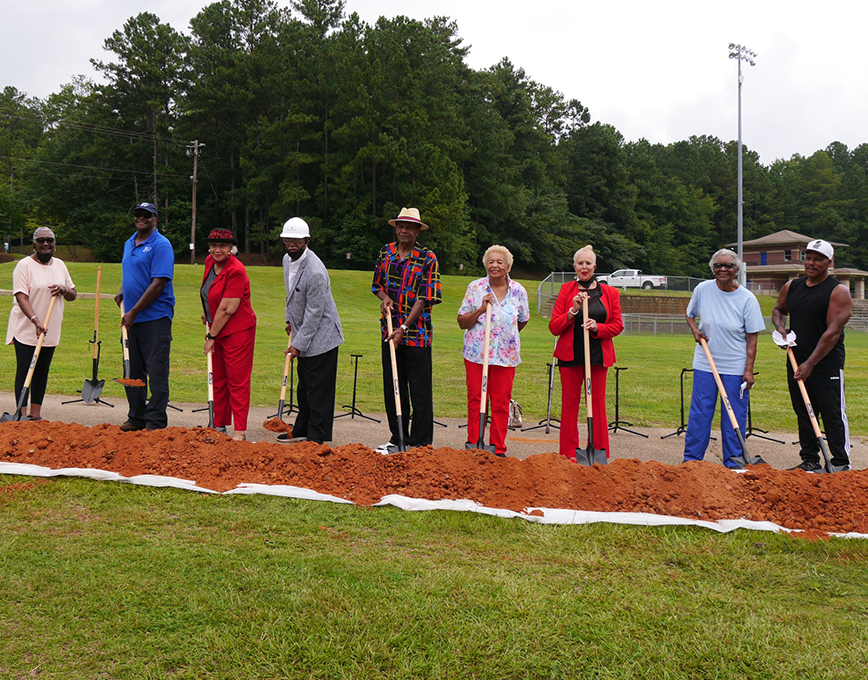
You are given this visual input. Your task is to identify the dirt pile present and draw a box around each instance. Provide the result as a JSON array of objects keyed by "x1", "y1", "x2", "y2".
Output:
[{"x1": 1, "y1": 421, "x2": 866, "y2": 535}]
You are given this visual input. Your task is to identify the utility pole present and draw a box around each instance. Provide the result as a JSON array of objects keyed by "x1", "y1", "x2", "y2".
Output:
[
  {"x1": 187, "y1": 140, "x2": 203, "y2": 264},
  {"x1": 729, "y1": 43, "x2": 757, "y2": 287}
]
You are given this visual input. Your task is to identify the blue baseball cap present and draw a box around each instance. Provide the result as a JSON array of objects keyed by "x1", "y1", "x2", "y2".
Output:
[{"x1": 133, "y1": 202, "x2": 158, "y2": 216}]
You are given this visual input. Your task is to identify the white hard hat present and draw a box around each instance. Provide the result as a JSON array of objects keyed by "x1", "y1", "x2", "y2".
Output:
[{"x1": 280, "y1": 217, "x2": 310, "y2": 239}]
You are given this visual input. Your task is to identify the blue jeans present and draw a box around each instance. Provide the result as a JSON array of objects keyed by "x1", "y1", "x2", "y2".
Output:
[
  {"x1": 683, "y1": 369, "x2": 748, "y2": 468},
  {"x1": 125, "y1": 316, "x2": 172, "y2": 429}
]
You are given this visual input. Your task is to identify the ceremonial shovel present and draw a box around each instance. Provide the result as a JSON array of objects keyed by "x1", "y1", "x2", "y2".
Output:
[
  {"x1": 575, "y1": 297, "x2": 607, "y2": 466},
  {"x1": 2, "y1": 296, "x2": 57, "y2": 422},
  {"x1": 699, "y1": 338, "x2": 765, "y2": 467},
  {"x1": 465, "y1": 302, "x2": 497, "y2": 454},
  {"x1": 773, "y1": 330, "x2": 836, "y2": 473}
]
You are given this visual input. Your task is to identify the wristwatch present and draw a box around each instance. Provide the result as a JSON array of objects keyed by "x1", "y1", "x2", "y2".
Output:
[
  {"x1": 206, "y1": 333, "x2": 217, "y2": 340},
  {"x1": 400, "y1": 324, "x2": 409, "y2": 333}
]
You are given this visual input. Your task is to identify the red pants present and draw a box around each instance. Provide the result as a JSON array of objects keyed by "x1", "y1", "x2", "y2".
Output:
[
  {"x1": 212, "y1": 325, "x2": 256, "y2": 431},
  {"x1": 559, "y1": 364, "x2": 609, "y2": 460},
  {"x1": 465, "y1": 359, "x2": 515, "y2": 454}
]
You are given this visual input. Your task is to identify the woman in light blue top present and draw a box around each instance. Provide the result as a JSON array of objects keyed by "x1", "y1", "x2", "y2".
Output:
[{"x1": 683, "y1": 249, "x2": 765, "y2": 468}]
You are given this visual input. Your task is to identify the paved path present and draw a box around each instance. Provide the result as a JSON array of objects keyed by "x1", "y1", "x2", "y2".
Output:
[{"x1": 2, "y1": 391, "x2": 864, "y2": 471}]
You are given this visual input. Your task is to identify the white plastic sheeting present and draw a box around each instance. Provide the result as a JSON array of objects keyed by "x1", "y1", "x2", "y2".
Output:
[{"x1": 3, "y1": 462, "x2": 866, "y2": 538}]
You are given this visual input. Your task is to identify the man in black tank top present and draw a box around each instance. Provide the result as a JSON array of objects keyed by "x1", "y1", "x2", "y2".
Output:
[{"x1": 772, "y1": 239, "x2": 852, "y2": 471}]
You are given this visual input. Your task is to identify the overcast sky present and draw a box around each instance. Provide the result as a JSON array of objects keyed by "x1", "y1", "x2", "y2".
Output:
[{"x1": 3, "y1": 0, "x2": 865, "y2": 164}]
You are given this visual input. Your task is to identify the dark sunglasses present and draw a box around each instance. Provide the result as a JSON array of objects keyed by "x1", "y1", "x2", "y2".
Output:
[
  {"x1": 35, "y1": 237, "x2": 55, "y2": 244},
  {"x1": 713, "y1": 263, "x2": 736, "y2": 270},
  {"x1": 134, "y1": 211, "x2": 155, "y2": 219}
]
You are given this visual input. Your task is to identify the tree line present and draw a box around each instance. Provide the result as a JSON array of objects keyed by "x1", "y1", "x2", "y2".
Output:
[{"x1": 2, "y1": 0, "x2": 868, "y2": 276}]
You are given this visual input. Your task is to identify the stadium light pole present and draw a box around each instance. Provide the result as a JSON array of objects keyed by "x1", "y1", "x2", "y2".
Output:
[{"x1": 729, "y1": 43, "x2": 756, "y2": 287}]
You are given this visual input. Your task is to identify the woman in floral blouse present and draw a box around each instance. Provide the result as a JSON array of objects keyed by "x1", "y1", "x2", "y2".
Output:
[{"x1": 457, "y1": 245, "x2": 530, "y2": 456}]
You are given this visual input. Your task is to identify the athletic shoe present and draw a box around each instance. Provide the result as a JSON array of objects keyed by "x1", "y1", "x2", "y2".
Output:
[
  {"x1": 376, "y1": 442, "x2": 399, "y2": 454},
  {"x1": 120, "y1": 420, "x2": 145, "y2": 432},
  {"x1": 276, "y1": 432, "x2": 290, "y2": 442},
  {"x1": 789, "y1": 460, "x2": 823, "y2": 472},
  {"x1": 277, "y1": 436, "x2": 310, "y2": 444}
]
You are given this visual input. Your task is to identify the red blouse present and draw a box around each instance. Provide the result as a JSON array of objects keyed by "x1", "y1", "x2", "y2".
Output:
[
  {"x1": 201, "y1": 254, "x2": 257, "y2": 336},
  {"x1": 548, "y1": 280, "x2": 623, "y2": 367}
]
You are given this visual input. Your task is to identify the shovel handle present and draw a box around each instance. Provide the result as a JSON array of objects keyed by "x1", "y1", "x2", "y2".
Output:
[
  {"x1": 279, "y1": 332, "x2": 293, "y2": 402},
  {"x1": 699, "y1": 338, "x2": 741, "y2": 431},
  {"x1": 582, "y1": 296, "x2": 593, "y2": 420},
  {"x1": 786, "y1": 348, "x2": 824, "y2": 439},
  {"x1": 22, "y1": 296, "x2": 58, "y2": 389},
  {"x1": 93, "y1": 267, "x2": 102, "y2": 357},
  {"x1": 119, "y1": 301, "x2": 131, "y2": 378},
  {"x1": 385, "y1": 314, "x2": 403, "y2": 419}
]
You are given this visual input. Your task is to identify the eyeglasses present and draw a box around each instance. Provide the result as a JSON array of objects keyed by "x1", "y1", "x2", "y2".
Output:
[
  {"x1": 134, "y1": 211, "x2": 155, "y2": 219},
  {"x1": 282, "y1": 238, "x2": 306, "y2": 245},
  {"x1": 713, "y1": 263, "x2": 737, "y2": 270},
  {"x1": 35, "y1": 238, "x2": 55, "y2": 244}
]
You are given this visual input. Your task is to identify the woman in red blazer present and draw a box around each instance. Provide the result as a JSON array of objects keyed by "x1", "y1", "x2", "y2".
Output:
[
  {"x1": 549, "y1": 245, "x2": 624, "y2": 460},
  {"x1": 201, "y1": 229, "x2": 257, "y2": 440}
]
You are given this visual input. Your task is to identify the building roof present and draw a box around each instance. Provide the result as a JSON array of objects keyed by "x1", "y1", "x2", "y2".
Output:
[{"x1": 727, "y1": 229, "x2": 847, "y2": 249}]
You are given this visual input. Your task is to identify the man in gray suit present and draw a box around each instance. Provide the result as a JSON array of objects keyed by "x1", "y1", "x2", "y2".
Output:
[{"x1": 280, "y1": 217, "x2": 344, "y2": 444}]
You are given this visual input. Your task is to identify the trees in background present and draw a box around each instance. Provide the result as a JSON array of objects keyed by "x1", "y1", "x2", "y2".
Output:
[{"x1": 5, "y1": 2, "x2": 868, "y2": 276}]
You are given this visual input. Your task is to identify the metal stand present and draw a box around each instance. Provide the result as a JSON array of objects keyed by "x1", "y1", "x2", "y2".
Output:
[
  {"x1": 745, "y1": 387, "x2": 784, "y2": 443},
  {"x1": 335, "y1": 354, "x2": 380, "y2": 422},
  {"x1": 607, "y1": 367, "x2": 647, "y2": 438},
  {"x1": 661, "y1": 368, "x2": 715, "y2": 441},
  {"x1": 523, "y1": 360, "x2": 561, "y2": 433}
]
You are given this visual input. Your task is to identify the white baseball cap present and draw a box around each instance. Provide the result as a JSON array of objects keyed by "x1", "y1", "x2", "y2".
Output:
[{"x1": 806, "y1": 239, "x2": 834, "y2": 260}]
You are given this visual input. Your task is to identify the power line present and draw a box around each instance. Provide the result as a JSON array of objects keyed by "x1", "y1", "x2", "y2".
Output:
[{"x1": 0, "y1": 154, "x2": 190, "y2": 179}]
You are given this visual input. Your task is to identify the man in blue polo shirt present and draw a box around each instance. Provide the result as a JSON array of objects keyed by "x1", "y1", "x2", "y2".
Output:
[{"x1": 114, "y1": 201, "x2": 175, "y2": 431}]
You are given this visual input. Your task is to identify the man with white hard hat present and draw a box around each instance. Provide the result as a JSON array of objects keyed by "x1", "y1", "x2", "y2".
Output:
[
  {"x1": 772, "y1": 238, "x2": 852, "y2": 471},
  {"x1": 278, "y1": 217, "x2": 343, "y2": 444}
]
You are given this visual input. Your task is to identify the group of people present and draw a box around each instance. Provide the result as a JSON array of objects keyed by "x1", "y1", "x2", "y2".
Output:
[{"x1": 4, "y1": 203, "x2": 853, "y2": 472}]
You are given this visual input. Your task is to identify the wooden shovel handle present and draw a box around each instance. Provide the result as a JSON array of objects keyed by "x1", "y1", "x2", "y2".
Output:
[
  {"x1": 280, "y1": 332, "x2": 293, "y2": 402},
  {"x1": 582, "y1": 296, "x2": 593, "y2": 419},
  {"x1": 786, "y1": 348, "x2": 824, "y2": 439},
  {"x1": 93, "y1": 266, "x2": 102, "y2": 359},
  {"x1": 699, "y1": 338, "x2": 741, "y2": 430},
  {"x1": 385, "y1": 313, "x2": 402, "y2": 417}
]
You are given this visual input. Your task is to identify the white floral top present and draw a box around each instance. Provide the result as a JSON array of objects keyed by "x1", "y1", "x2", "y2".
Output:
[{"x1": 459, "y1": 276, "x2": 530, "y2": 367}]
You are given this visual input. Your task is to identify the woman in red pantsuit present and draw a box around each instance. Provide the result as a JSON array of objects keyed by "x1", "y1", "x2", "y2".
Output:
[
  {"x1": 201, "y1": 229, "x2": 257, "y2": 441},
  {"x1": 549, "y1": 245, "x2": 623, "y2": 460}
]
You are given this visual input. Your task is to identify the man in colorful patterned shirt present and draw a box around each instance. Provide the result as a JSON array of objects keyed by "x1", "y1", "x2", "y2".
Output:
[{"x1": 372, "y1": 207, "x2": 442, "y2": 452}]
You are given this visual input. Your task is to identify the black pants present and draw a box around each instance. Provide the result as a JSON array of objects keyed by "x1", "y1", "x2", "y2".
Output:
[
  {"x1": 294, "y1": 346, "x2": 339, "y2": 443},
  {"x1": 787, "y1": 364, "x2": 850, "y2": 468},
  {"x1": 13, "y1": 339, "x2": 56, "y2": 407},
  {"x1": 381, "y1": 343, "x2": 433, "y2": 447},
  {"x1": 126, "y1": 317, "x2": 173, "y2": 429}
]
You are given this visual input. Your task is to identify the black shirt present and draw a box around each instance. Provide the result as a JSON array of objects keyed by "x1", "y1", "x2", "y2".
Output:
[
  {"x1": 560, "y1": 285, "x2": 607, "y2": 367},
  {"x1": 786, "y1": 275, "x2": 845, "y2": 370}
]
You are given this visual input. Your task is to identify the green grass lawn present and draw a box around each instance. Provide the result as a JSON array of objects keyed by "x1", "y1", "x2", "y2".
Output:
[
  {"x1": 1, "y1": 477, "x2": 867, "y2": 679},
  {"x1": 1, "y1": 260, "x2": 866, "y2": 435}
]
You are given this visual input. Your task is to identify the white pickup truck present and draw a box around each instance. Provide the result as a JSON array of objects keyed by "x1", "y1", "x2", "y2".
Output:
[{"x1": 597, "y1": 269, "x2": 667, "y2": 289}]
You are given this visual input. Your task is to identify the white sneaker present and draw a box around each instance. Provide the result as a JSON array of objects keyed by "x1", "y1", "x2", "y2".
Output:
[{"x1": 376, "y1": 441, "x2": 399, "y2": 454}]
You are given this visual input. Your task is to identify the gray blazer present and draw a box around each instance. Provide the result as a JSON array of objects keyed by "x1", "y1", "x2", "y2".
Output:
[{"x1": 284, "y1": 250, "x2": 344, "y2": 357}]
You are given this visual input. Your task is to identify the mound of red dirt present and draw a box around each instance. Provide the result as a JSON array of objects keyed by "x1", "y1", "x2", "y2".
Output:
[{"x1": 1, "y1": 421, "x2": 866, "y2": 536}]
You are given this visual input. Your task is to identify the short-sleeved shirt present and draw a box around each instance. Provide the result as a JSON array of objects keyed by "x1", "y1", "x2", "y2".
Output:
[
  {"x1": 458, "y1": 276, "x2": 530, "y2": 367},
  {"x1": 6, "y1": 255, "x2": 75, "y2": 347},
  {"x1": 122, "y1": 229, "x2": 175, "y2": 323},
  {"x1": 687, "y1": 280, "x2": 765, "y2": 375},
  {"x1": 371, "y1": 242, "x2": 441, "y2": 347}
]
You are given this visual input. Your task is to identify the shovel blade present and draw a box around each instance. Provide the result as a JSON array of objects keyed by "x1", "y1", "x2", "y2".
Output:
[
  {"x1": 80, "y1": 379, "x2": 105, "y2": 404},
  {"x1": 575, "y1": 446, "x2": 608, "y2": 466},
  {"x1": 730, "y1": 452, "x2": 767, "y2": 467},
  {"x1": 465, "y1": 441, "x2": 497, "y2": 453},
  {"x1": 0, "y1": 412, "x2": 17, "y2": 423}
]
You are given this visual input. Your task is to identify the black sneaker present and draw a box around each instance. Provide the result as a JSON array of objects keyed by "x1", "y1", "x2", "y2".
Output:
[{"x1": 789, "y1": 460, "x2": 823, "y2": 472}]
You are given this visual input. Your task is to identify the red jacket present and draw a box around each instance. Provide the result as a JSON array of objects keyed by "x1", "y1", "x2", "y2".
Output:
[
  {"x1": 202, "y1": 254, "x2": 257, "y2": 336},
  {"x1": 549, "y1": 280, "x2": 623, "y2": 367}
]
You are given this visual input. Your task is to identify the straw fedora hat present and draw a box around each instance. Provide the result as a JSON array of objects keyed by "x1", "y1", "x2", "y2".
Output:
[{"x1": 388, "y1": 207, "x2": 428, "y2": 230}]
